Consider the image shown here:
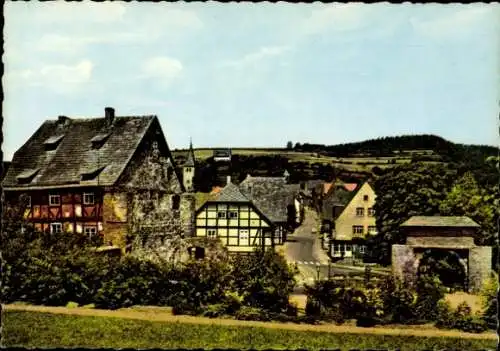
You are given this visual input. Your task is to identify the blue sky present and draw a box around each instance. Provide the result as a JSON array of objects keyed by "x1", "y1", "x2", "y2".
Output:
[{"x1": 3, "y1": 3, "x2": 499, "y2": 160}]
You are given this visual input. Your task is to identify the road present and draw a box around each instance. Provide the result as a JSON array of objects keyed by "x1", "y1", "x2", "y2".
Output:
[
  {"x1": 283, "y1": 208, "x2": 332, "y2": 286},
  {"x1": 282, "y1": 208, "x2": 389, "y2": 290}
]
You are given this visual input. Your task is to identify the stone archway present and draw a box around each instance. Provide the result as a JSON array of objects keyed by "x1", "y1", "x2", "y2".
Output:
[
  {"x1": 416, "y1": 249, "x2": 468, "y2": 291},
  {"x1": 392, "y1": 216, "x2": 492, "y2": 293}
]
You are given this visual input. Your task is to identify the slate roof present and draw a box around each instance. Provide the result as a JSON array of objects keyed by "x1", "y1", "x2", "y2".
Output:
[
  {"x1": 215, "y1": 182, "x2": 250, "y2": 202},
  {"x1": 239, "y1": 175, "x2": 299, "y2": 223},
  {"x1": 401, "y1": 216, "x2": 480, "y2": 228},
  {"x1": 3, "y1": 114, "x2": 156, "y2": 189}
]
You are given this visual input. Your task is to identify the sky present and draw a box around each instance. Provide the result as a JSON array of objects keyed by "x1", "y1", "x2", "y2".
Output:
[{"x1": 3, "y1": 2, "x2": 499, "y2": 160}]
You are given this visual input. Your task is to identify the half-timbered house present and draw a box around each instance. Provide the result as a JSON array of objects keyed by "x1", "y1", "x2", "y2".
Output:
[
  {"x1": 2, "y1": 107, "x2": 195, "y2": 251},
  {"x1": 238, "y1": 174, "x2": 303, "y2": 240},
  {"x1": 195, "y1": 179, "x2": 280, "y2": 254}
]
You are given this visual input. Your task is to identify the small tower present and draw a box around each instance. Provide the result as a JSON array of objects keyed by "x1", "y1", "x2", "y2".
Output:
[{"x1": 183, "y1": 138, "x2": 196, "y2": 192}]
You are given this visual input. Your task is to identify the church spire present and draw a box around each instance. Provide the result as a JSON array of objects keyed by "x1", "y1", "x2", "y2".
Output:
[{"x1": 185, "y1": 137, "x2": 195, "y2": 167}]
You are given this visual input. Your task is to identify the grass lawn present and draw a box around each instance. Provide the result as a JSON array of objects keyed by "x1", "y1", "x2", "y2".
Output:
[{"x1": 3, "y1": 311, "x2": 497, "y2": 350}]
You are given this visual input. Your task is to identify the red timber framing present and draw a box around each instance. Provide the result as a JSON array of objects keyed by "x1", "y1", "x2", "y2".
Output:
[{"x1": 15, "y1": 187, "x2": 104, "y2": 236}]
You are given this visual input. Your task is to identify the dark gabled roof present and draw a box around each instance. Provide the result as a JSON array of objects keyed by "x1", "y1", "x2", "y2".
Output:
[
  {"x1": 3, "y1": 114, "x2": 156, "y2": 188},
  {"x1": 239, "y1": 175, "x2": 299, "y2": 223},
  {"x1": 215, "y1": 182, "x2": 250, "y2": 202},
  {"x1": 401, "y1": 216, "x2": 480, "y2": 228}
]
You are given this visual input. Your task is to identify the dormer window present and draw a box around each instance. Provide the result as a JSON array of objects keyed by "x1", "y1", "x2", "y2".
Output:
[
  {"x1": 81, "y1": 166, "x2": 106, "y2": 181},
  {"x1": 90, "y1": 133, "x2": 111, "y2": 149},
  {"x1": 44, "y1": 135, "x2": 65, "y2": 151},
  {"x1": 16, "y1": 168, "x2": 40, "y2": 184}
]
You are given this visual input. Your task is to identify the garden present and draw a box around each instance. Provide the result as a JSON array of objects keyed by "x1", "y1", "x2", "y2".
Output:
[{"x1": 1, "y1": 219, "x2": 498, "y2": 336}]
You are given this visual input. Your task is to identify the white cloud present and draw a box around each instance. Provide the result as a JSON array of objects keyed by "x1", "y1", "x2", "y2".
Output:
[
  {"x1": 140, "y1": 57, "x2": 183, "y2": 85},
  {"x1": 5, "y1": 60, "x2": 94, "y2": 95},
  {"x1": 411, "y1": 6, "x2": 494, "y2": 39},
  {"x1": 301, "y1": 3, "x2": 374, "y2": 35},
  {"x1": 221, "y1": 45, "x2": 291, "y2": 68}
]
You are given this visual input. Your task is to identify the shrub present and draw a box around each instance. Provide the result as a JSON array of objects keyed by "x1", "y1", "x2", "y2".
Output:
[
  {"x1": 202, "y1": 304, "x2": 229, "y2": 318},
  {"x1": 230, "y1": 249, "x2": 297, "y2": 314},
  {"x1": 435, "y1": 300, "x2": 455, "y2": 329},
  {"x1": 234, "y1": 306, "x2": 270, "y2": 321},
  {"x1": 480, "y1": 272, "x2": 499, "y2": 330},
  {"x1": 377, "y1": 277, "x2": 417, "y2": 324},
  {"x1": 414, "y1": 274, "x2": 445, "y2": 321},
  {"x1": 436, "y1": 301, "x2": 488, "y2": 334}
]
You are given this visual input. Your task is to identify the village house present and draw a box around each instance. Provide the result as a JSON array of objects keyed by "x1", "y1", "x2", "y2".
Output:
[
  {"x1": 239, "y1": 173, "x2": 303, "y2": 235},
  {"x1": 194, "y1": 173, "x2": 302, "y2": 255},
  {"x1": 320, "y1": 181, "x2": 377, "y2": 261},
  {"x1": 2, "y1": 107, "x2": 195, "y2": 253},
  {"x1": 212, "y1": 148, "x2": 232, "y2": 162}
]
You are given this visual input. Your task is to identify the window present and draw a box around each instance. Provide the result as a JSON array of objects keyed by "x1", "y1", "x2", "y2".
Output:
[
  {"x1": 207, "y1": 229, "x2": 217, "y2": 239},
  {"x1": 368, "y1": 226, "x2": 377, "y2": 235},
  {"x1": 355, "y1": 207, "x2": 364, "y2": 217},
  {"x1": 368, "y1": 208, "x2": 375, "y2": 216},
  {"x1": 50, "y1": 223, "x2": 62, "y2": 234},
  {"x1": 49, "y1": 195, "x2": 60, "y2": 206},
  {"x1": 363, "y1": 195, "x2": 369, "y2": 201},
  {"x1": 228, "y1": 211, "x2": 238, "y2": 219},
  {"x1": 352, "y1": 225, "x2": 364, "y2": 234},
  {"x1": 83, "y1": 192, "x2": 95, "y2": 205},
  {"x1": 239, "y1": 229, "x2": 249, "y2": 241},
  {"x1": 217, "y1": 211, "x2": 227, "y2": 219},
  {"x1": 358, "y1": 245, "x2": 366, "y2": 254},
  {"x1": 172, "y1": 194, "x2": 180, "y2": 210},
  {"x1": 185, "y1": 167, "x2": 192, "y2": 172},
  {"x1": 345, "y1": 244, "x2": 352, "y2": 252},
  {"x1": 84, "y1": 226, "x2": 97, "y2": 238}
]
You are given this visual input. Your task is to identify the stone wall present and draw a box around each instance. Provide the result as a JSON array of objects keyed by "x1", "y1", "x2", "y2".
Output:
[
  {"x1": 469, "y1": 246, "x2": 493, "y2": 293},
  {"x1": 392, "y1": 244, "x2": 418, "y2": 288},
  {"x1": 180, "y1": 193, "x2": 195, "y2": 237}
]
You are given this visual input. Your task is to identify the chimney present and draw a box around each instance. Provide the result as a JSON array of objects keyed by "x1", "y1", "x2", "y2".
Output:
[
  {"x1": 226, "y1": 175, "x2": 231, "y2": 185},
  {"x1": 57, "y1": 115, "x2": 70, "y2": 126},
  {"x1": 105, "y1": 107, "x2": 115, "y2": 127}
]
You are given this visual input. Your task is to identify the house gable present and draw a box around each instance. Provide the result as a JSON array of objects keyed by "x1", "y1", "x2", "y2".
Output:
[
  {"x1": 195, "y1": 201, "x2": 275, "y2": 253},
  {"x1": 334, "y1": 182, "x2": 377, "y2": 240},
  {"x1": 116, "y1": 117, "x2": 183, "y2": 193}
]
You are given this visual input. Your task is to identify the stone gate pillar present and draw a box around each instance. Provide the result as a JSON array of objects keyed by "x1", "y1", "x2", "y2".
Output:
[
  {"x1": 392, "y1": 245, "x2": 418, "y2": 288},
  {"x1": 468, "y1": 246, "x2": 492, "y2": 293}
]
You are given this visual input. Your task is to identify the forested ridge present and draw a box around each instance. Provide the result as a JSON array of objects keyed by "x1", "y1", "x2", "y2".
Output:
[{"x1": 293, "y1": 134, "x2": 498, "y2": 160}]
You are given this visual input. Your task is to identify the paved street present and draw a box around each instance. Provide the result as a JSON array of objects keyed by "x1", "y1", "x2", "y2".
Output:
[
  {"x1": 283, "y1": 208, "x2": 332, "y2": 286},
  {"x1": 283, "y1": 208, "x2": 390, "y2": 289}
]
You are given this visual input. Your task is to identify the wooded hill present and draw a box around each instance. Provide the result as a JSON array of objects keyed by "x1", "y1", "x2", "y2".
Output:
[{"x1": 172, "y1": 134, "x2": 498, "y2": 191}]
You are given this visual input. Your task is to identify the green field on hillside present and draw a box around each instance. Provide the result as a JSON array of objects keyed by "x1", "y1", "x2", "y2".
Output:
[
  {"x1": 3, "y1": 311, "x2": 496, "y2": 350},
  {"x1": 173, "y1": 148, "x2": 443, "y2": 173}
]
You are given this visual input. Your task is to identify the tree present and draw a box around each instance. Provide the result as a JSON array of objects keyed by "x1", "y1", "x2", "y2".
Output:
[
  {"x1": 286, "y1": 141, "x2": 293, "y2": 150},
  {"x1": 439, "y1": 172, "x2": 498, "y2": 246},
  {"x1": 230, "y1": 249, "x2": 298, "y2": 313},
  {"x1": 369, "y1": 163, "x2": 457, "y2": 265}
]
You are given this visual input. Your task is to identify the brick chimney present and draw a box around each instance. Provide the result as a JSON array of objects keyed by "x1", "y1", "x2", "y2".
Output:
[{"x1": 105, "y1": 107, "x2": 115, "y2": 127}]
